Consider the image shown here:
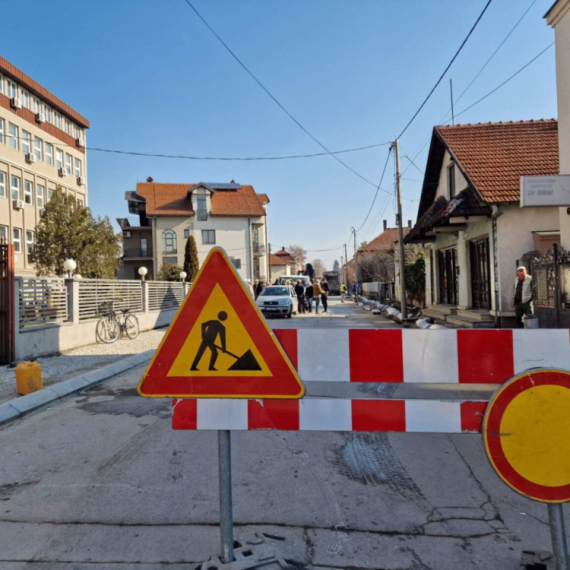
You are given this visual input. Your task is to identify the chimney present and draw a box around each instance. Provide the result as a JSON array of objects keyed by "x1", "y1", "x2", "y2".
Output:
[
  {"x1": 230, "y1": 179, "x2": 235, "y2": 183},
  {"x1": 408, "y1": 220, "x2": 412, "y2": 228},
  {"x1": 146, "y1": 176, "x2": 154, "y2": 183},
  {"x1": 383, "y1": 220, "x2": 387, "y2": 231}
]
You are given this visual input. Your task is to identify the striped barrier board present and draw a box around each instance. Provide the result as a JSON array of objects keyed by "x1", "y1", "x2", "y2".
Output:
[{"x1": 172, "y1": 328, "x2": 570, "y2": 432}]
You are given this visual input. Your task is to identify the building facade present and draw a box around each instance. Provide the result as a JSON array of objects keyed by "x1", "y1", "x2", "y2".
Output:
[
  {"x1": 406, "y1": 120, "x2": 559, "y2": 327},
  {"x1": 118, "y1": 179, "x2": 269, "y2": 283},
  {"x1": 0, "y1": 57, "x2": 89, "y2": 275}
]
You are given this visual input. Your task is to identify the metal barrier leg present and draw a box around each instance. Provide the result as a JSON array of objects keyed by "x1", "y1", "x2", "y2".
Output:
[
  {"x1": 218, "y1": 430, "x2": 234, "y2": 563},
  {"x1": 548, "y1": 503, "x2": 569, "y2": 570}
]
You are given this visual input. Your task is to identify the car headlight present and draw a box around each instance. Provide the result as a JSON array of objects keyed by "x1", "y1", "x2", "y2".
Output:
[{"x1": 278, "y1": 299, "x2": 290, "y2": 305}]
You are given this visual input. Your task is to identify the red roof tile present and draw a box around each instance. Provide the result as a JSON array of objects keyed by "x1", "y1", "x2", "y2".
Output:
[
  {"x1": 358, "y1": 227, "x2": 410, "y2": 253},
  {"x1": 436, "y1": 120, "x2": 559, "y2": 203},
  {"x1": 135, "y1": 183, "x2": 267, "y2": 217},
  {"x1": 273, "y1": 247, "x2": 295, "y2": 263},
  {"x1": 269, "y1": 253, "x2": 285, "y2": 265},
  {"x1": 257, "y1": 193, "x2": 270, "y2": 205}
]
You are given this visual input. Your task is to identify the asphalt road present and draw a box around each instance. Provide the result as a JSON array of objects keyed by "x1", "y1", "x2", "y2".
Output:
[{"x1": 0, "y1": 300, "x2": 567, "y2": 569}]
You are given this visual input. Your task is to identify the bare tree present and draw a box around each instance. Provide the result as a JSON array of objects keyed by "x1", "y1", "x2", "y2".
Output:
[
  {"x1": 312, "y1": 259, "x2": 326, "y2": 276},
  {"x1": 288, "y1": 244, "x2": 307, "y2": 272}
]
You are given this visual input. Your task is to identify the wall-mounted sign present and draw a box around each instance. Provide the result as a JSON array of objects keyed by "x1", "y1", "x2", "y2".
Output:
[{"x1": 520, "y1": 175, "x2": 570, "y2": 207}]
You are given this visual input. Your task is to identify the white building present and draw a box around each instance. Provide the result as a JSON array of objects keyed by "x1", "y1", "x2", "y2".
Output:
[{"x1": 118, "y1": 179, "x2": 270, "y2": 282}]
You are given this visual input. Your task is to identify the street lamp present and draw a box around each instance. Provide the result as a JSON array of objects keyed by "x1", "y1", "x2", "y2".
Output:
[
  {"x1": 138, "y1": 266, "x2": 148, "y2": 281},
  {"x1": 63, "y1": 258, "x2": 76, "y2": 278},
  {"x1": 179, "y1": 271, "x2": 187, "y2": 282}
]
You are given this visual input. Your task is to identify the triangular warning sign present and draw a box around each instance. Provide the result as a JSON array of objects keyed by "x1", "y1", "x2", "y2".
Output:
[{"x1": 138, "y1": 247, "x2": 305, "y2": 399}]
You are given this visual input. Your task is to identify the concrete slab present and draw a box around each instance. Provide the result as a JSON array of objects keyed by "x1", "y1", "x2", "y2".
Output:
[
  {"x1": 48, "y1": 376, "x2": 90, "y2": 398},
  {"x1": 0, "y1": 403, "x2": 21, "y2": 425},
  {"x1": 82, "y1": 366, "x2": 118, "y2": 384},
  {"x1": 8, "y1": 388, "x2": 60, "y2": 414}
]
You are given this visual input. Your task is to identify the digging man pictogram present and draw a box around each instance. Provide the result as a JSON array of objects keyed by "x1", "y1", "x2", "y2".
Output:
[{"x1": 190, "y1": 310, "x2": 261, "y2": 372}]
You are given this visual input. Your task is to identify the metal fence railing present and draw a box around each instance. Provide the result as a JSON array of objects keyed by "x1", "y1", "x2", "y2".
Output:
[
  {"x1": 148, "y1": 281, "x2": 185, "y2": 311},
  {"x1": 19, "y1": 278, "x2": 68, "y2": 330},
  {"x1": 77, "y1": 279, "x2": 143, "y2": 321}
]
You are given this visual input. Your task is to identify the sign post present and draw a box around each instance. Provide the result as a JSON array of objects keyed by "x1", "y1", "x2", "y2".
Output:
[
  {"x1": 138, "y1": 247, "x2": 305, "y2": 563},
  {"x1": 483, "y1": 368, "x2": 570, "y2": 570}
]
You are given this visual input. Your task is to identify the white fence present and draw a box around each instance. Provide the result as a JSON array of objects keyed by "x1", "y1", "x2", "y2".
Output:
[
  {"x1": 19, "y1": 278, "x2": 68, "y2": 330},
  {"x1": 148, "y1": 281, "x2": 185, "y2": 311},
  {"x1": 77, "y1": 279, "x2": 143, "y2": 321}
]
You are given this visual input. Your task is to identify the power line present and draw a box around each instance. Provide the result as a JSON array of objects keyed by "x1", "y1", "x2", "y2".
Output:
[
  {"x1": 181, "y1": 0, "x2": 384, "y2": 189},
  {"x1": 396, "y1": 0, "x2": 493, "y2": 140}
]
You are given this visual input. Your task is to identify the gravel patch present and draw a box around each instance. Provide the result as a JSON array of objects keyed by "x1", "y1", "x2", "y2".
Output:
[{"x1": 0, "y1": 328, "x2": 165, "y2": 405}]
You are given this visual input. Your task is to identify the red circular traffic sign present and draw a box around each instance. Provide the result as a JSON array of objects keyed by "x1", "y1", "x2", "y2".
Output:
[{"x1": 483, "y1": 368, "x2": 570, "y2": 503}]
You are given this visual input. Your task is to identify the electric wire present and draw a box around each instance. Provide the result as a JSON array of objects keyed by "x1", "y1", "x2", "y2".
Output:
[
  {"x1": 181, "y1": 0, "x2": 383, "y2": 189},
  {"x1": 396, "y1": 0, "x2": 493, "y2": 140}
]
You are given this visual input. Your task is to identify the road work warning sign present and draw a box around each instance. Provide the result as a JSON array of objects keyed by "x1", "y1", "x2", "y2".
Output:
[{"x1": 138, "y1": 247, "x2": 305, "y2": 399}]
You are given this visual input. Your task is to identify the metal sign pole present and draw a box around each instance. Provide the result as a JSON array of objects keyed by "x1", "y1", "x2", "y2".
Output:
[
  {"x1": 218, "y1": 429, "x2": 234, "y2": 563},
  {"x1": 548, "y1": 504, "x2": 569, "y2": 570}
]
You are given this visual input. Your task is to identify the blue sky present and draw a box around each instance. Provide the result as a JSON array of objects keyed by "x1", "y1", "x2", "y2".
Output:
[{"x1": 2, "y1": 0, "x2": 558, "y2": 268}]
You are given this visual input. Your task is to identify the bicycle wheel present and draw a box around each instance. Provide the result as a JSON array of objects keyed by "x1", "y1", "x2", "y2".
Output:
[
  {"x1": 96, "y1": 317, "x2": 120, "y2": 343},
  {"x1": 124, "y1": 314, "x2": 140, "y2": 339}
]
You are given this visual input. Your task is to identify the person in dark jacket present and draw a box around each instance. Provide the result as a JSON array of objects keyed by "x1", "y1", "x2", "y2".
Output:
[
  {"x1": 305, "y1": 281, "x2": 314, "y2": 313},
  {"x1": 294, "y1": 280, "x2": 305, "y2": 314},
  {"x1": 255, "y1": 280, "x2": 263, "y2": 299},
  {"x1": 321, "y1": 278, "x2": 330, "y2": 313}
]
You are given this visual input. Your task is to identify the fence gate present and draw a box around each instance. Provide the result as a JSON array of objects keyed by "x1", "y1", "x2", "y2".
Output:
[{"x1": 0, "y1": 238, "x2": 14, "y2": 364}]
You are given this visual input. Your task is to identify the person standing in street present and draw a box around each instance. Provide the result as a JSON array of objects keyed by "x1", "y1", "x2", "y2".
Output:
[
  {"x1": 306, "y1": 281, "x2": 314, "y2": 313},
  {"x1": 340, "y1": 283, "x2": 346, "y2": 303},
  {"x1": 513, "y1": 266, "x2": 532, "y2": 328},
  {"x1": 321, "y1": 278, "x2": 330, "y2": 313},
  {"x1": 313, "y1": 279, "x2": 323, "y2": 314},
  {"x1": 254, "y1": 280, "x2": 263, "y2": 300},
  {"x1": 294, "y1": 280, "x2": 305, "y2": 314}
]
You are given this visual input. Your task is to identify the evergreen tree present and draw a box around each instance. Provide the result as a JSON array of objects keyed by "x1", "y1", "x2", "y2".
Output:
[
  {"x1": 183, "y1": 235, "x2": 199, "y2": 282},
  {"x1": 333, "y1": 259, "x2": 340, "y2": 272},
  {"x1": 30, "y1": 188, "x2": 121, "y2": 278}
]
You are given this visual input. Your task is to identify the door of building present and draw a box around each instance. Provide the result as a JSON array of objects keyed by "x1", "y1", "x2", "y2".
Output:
[
  {"x1": 470, "y1": 237, "x2": 491, "y2": 309},
  {"x1": 0, "y1": 239, "x2": 15, "y2": 364},
  {"x1": 438, "y1": 247, "x2": 458, "y2": 305}
]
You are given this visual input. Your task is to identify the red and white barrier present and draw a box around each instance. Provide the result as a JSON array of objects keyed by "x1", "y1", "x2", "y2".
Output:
[
  {"x1": 172, "y1": 398, "x2": 487, "y2": 433},
  {"x1": 171, "y1": 328, "x2": 570, "y2": 433},
  {"x1": 272, "y1": 328, "x2": 570, "y2": 384}
]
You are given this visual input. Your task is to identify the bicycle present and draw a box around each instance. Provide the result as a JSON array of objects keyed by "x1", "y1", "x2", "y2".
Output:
[{"x1": 96, "y1": 300, "x2": 140, "y2": 343}]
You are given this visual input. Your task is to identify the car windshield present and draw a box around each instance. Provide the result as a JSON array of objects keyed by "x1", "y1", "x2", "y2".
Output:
[{"x1": 261, "y1": 287, "x2": 289, "y2": 296}]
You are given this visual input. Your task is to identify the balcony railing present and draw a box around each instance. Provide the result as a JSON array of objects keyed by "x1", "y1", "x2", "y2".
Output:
[
  {"x1": 123, "y1": 248, "x2": 153, "y2": 259},
  {"x1": 252, "y1": 243, "x2": 266, "y2": 256},
  {"x1": 197, "y1": 210, "x2": 208, "y2": 221},
  {"x1": 117, "y1": 216, "x2": 151, "y2": 229}
]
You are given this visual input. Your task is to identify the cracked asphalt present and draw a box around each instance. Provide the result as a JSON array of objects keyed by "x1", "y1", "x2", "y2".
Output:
[{"x1": 0, "y1": 302, "x2": 568, "y2": 568}]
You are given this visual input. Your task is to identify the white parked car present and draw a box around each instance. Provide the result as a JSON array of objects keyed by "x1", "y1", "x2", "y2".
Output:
[{"x1": 256, "y1": 285, "x2": 296, "y2": 318}]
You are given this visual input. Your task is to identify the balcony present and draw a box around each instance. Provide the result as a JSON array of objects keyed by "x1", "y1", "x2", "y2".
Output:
[
  {"x1": 252, "y1": 243, "x2": 266, "y2": 257},
  {"x1": 123, "y1": 248, "x2": 153, "y2": 259},
  {"x1": 117, "y1": 216, "x2": 151, "y2": 229},
  {"x1": 197, "y1": 210, "x2": 208, "y2": 221}
]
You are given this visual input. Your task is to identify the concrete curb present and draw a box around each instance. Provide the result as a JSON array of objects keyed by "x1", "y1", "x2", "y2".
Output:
[{"x1": 0, "y1": 349, "x2": 155, "y2": 427}]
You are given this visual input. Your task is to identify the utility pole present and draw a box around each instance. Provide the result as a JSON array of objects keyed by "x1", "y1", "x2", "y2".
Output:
[
  {"x1": 344, "y1": 243, "x2": 350, "y2": 291},
  {"x1": 450, "y1": 79, "x2": 455, "y2": 126},
  {"x1": 268, "y1": 243, "x2": 272, "y2": 281},
  {"x1": 394, "y1": 139, "x2": 407, "y2": 320},
  {"x1": 351, "y1": 227, "x2": 358, "y2": 299}
]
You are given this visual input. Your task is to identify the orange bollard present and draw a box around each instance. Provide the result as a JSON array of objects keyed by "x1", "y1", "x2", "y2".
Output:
[{"x1": 15, "y1": 361, "x2": 43, "y2": 395}]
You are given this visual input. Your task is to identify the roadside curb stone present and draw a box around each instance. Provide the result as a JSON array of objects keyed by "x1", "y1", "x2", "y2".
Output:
[{"x1": 0, "y1": 352, "x2": 153, "y2": 427}]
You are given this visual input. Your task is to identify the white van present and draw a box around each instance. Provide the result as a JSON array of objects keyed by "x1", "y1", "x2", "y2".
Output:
[{"x1": 277, "y1": 275, "x2": 311, "y2": 288}]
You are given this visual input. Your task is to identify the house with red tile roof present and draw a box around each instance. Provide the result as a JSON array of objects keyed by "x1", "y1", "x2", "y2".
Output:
[
  {"x1": 406, "y1": 119, "x2": 560, "y2": 327},
  {"x1": 117, "y1": 179, "x2": 269, "y2": 282},
  {"x1": 269, "y1": 247, "x2": 299, "y2": 280}
]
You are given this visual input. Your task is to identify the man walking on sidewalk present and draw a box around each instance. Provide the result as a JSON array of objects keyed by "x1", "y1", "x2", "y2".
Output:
[{"x1": 513, "y1": 266, "x2": 532, "y2": 328}]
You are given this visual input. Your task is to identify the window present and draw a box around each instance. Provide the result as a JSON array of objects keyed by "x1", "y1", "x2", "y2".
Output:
[
  {"x1": 140, "y1": 238, "x2": 148, "y2": 256},
  {"x1": 36, "y1": 184, "x2": 44, "y2": 209},
  {"x1": 162, "y1": 230, "x2": 177, "y2": 253},
  {"x1": 163, "y1": 256, "x2": 177, "y2": 266},
  {"x1": 45, "y1": 106, "x2": 52, "y2": 123},
  {"x1": 8, "y1": 123, "x2": 18, "y2": 149},
  {"x1": 65, "y1": 119, "x2": 71, "y2": 135},
  {"x1": 54, "y1": 113, "x2": 61, "y2": 129},
  {"x1": 22, "y1": 131, "x2": 31, "y2": 155},
  {"x1": 0, "y1": 74, "x2": 3, "y2": 94},
  {"x1": 0, "y1": 118, "x2": 4, "y2": 144},
  {"x1": 12, "y1": 228, "x2": 22, "y2": 253},
  {"x1": 26, "y1": 231, "x2": 34, "y2": 260},
  {"x1": 11, "y1": 175, "x2": 20, "y2": 200},
  {"x1": 34, "y1": 137, "x2": 42, "y2": 161},
  {"x1": 202, "y1": 230, "x2": 215, "y2": 244},
  {"x1": 0, "y1": 172, "x2": 5, "y2": 198},
  {"x1": 7, "y1": 81, "x2": 17, "y2": 99},
  {"x1": 74, "y1": 158, "x2": 81, "y2": 177},
  {"x1": 65, "y1": 153, "x2": 72, "y2": 175},
  {"x1": 56, "y1": 149, "x2": 63, "y2": 169},
  {"x1": 77, "y1": 199, "x2": 83, "y2": 208},
  {"x1": 33, "y1": 98, "x2": 41, "y2": 114},
  {"x1": 45, "y1": 143, "x2": 53, "y2": 165},
  {"x1": 183, "y1": 229, "x2": 190, "y2": 239},
  {"x1": 21, "y1": 90, "x2": 29, "y2": 109},
  {"x1": 0, "y1": 225, "x2": 7, "y2": 242},
  {"x1": 24, "y1": 181, "x2": 33, "y2": 204},
  {"x1": 448, "y1": 163, "x2": 456, "y2": 199},
  {"x1": 197, "y1": 195, "x2": 208, "y2": 221},
  {"x1": 48, "y1": 189, "x2": 54, "y2": 202},
  {"x1": 231, "y1": 258, "x2": 241, "y2": 269}
]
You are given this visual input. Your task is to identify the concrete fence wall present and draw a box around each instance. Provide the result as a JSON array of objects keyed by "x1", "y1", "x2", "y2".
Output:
[{"x1": 14, "y1": 277, "x2": 190, "y2": 361}]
